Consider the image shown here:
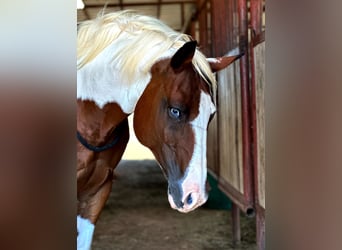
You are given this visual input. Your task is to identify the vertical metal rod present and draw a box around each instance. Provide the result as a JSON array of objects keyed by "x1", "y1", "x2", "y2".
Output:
[
  {"x1": 238, "y1": 0, "x2": 254, "y2": 207},
  {"x1": 249, "y1": 31, "x2": 258, "y2": 204},
  {"x1": 232, "y1": 203, "x2": 241, "y2": 245},
  {"x1": 250, "y1": 1, "x2": 265, "y2": 250}
]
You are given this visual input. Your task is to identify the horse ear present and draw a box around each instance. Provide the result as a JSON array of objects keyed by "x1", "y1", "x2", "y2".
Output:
[
  {"x1": 207, "y1": 53, "x2": 244, "y2": 72},
  {"x1": 171, "y1": 41, "x2": 197, "y2": 71}
]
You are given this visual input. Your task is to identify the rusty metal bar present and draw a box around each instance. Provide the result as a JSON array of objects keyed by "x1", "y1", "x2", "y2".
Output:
[
  {"x1": 250, "y1": 33, "x2": 258, "y2": 206},
  {"x1": 218, "y1": 177, "x2": 254, "y2": 215},
  {"x1": 238, "y1": 0, "x2": 254, "y2": 209},
  {"x1": 250, "y1": 0, "x2": 263, "y2": 35},
  {"x1": 232, "y1": 203, "x2": 241, "y2": 246},
  {"x1": 209, "y1": 0, "x2": 226, "y2": 196},
  {"x1": 250, "y1": 1, "x2": 265, "y2": 249}
]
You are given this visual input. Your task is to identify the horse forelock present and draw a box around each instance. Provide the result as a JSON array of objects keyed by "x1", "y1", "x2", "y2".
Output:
[{"x1": 77, "y1": 10, "x2": 216, "y2": 95}]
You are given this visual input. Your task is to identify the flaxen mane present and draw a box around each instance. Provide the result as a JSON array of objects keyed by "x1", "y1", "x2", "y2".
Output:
[{"x1": 77, "y1": 10, "x2": 216, "y2": 92}]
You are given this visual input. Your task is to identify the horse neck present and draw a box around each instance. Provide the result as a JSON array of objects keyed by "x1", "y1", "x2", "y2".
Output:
[{"x1": 77, "y1": 100, "x2": 128, "y2": 145}]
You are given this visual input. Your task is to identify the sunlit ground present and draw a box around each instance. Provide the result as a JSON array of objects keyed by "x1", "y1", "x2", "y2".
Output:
[{"x1": 122, "y1": 115, "x2": 154, "y2": 160}]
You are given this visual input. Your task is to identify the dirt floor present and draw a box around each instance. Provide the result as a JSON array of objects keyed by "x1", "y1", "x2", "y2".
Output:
[{"x1": 92, "y1": 160, "x2": 257, "y2": 250}]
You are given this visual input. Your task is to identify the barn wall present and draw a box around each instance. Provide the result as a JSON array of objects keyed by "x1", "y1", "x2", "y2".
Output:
[
  {"x1": 208, "y1": 0, "x2": 256, "y2": 213},
  {"x1": 164, "y1": 0, "x2": 264, "y2": 223},
  {"x1": 203, "y1": 0, "x2": 265, "y2": 248},
  {"x1": 206, "y1": 0, "x2": 240, "y2": 179},
  {"x1": 217, "y1": 62, "x2": 244, "y2": 192}
]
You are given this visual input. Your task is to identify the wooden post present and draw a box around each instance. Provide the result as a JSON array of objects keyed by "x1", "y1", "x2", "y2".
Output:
[{"x1": 256, "y1": 206, "x2": 265, "y2": 250}]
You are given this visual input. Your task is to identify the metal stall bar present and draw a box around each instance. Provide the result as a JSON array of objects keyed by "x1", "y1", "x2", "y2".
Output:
[
  {"x1": 250, "y1": 0, "x2": 265, "y2": 249},
  {"x1": 237, "y1": 0, "x2": 254, "y2": 215}
]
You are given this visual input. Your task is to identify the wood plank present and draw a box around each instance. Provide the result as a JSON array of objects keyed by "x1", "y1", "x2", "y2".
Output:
[
  {"x1": 254, "y1": 41, "x2": 265, "y2": 209},
  {"x1": 207, "y1": 114, "x2": 219, "y2": 175},
  {"x1": 217, "y1": 62, "x2": 244, "y2": 193},
  {"x1": 84, "y1": 1, "x2": 196, "y2": 7}
]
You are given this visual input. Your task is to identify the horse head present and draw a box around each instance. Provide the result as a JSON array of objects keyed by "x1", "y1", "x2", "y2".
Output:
[{"x1": 134, "y1": 41, "x2": 238, "y2": 213}]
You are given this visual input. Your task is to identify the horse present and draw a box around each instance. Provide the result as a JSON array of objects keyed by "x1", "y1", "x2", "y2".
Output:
[{"x1": 77, "y1": 10, "x2": 239, "y2": 250}]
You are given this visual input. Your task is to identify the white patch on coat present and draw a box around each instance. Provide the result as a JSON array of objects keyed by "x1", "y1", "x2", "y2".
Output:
[
  {"x1": 77, "y1": 42, "x2": 177, "y2": 112},
  {"x1": 77, "y1": 12, "x2": 216, "y2": 112},
  {"x1": 78, "y1": 42, "x2": 149, "y2": 112},
  {"x1": 171, "y1": 91, "x2": 215, "y2": 213},
  {"x1": 77, "y1": 215, "x2": 95, "y2": 250}
]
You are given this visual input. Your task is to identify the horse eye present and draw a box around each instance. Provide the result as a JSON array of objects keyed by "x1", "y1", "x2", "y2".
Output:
[{"x1": 169, "y1": 107, "x2": 181, "y2": 119}]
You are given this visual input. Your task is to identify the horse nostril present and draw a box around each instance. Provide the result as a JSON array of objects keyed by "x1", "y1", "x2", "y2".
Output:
[{"x1": 186, "y1": 193, "x2": 193, "y2": 205}]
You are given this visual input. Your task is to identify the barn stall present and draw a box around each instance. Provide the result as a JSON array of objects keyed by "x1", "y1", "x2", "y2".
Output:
[
  {"x1": 78, "y1": 0, "x2": 265, "y2": 249},
  {"x1": 188, "y1": 1, "x2": 265, "y2": 248}
]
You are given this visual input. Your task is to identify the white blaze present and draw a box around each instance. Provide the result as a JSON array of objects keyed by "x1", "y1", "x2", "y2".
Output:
[{"x1": 170, "y1": 91, "x2": 216, "y2": 213}]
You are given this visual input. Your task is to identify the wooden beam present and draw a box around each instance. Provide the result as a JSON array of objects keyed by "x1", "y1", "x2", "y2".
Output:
[
  {"x1": 83, "y1": 8, "x2": 90, "y2": 20},
  {"x1": 85, "y1": 1, "x2": 196, "y2": 8}
]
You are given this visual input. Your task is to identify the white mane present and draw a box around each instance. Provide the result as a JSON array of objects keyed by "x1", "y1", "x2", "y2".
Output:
[{"x1": 77, "y1": 10, "x2": 216, "y2": 111}]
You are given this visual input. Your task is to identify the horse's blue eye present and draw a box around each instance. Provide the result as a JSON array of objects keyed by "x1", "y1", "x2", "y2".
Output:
[{"x1": 169, "y1": 107, "x2": 181, "y2": 119}]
